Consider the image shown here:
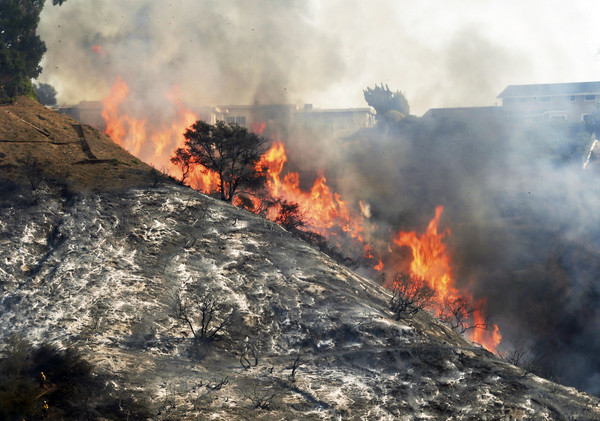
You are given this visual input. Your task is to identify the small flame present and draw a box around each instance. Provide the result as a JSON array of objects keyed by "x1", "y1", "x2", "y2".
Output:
[
  {"x1": 252, "y1": 122, "x2": 267, "y2": 135},
  {"x1": 258, "y1": 142, "x2": 366, "y2": 241}
]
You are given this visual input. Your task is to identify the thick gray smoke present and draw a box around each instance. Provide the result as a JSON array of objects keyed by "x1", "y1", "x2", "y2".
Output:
[
  {"x1": 37, "y1": 0, "x2": 591, "y2": 112},
  {"x1": 38, "y1": 1, "x2": 346, "y2": 109}
]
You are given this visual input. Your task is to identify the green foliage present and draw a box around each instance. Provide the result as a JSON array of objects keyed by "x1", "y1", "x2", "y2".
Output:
[
  {"x1": 171, "y1": 120, "x2": 268, "y2": 202},
  {"x1": 0, "y1": 0, "x2": 66, "y2": 99},
  {"x1": 0, "y1": 0, "x2": 46, "y2": 98},
  {"x1": 363, "y1": 83, "x2": 410, "y2": 125}
]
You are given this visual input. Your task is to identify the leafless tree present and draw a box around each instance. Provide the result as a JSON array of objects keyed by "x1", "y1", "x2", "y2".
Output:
[
  {"x1": 288, "y1": 353, "x2": 302, "y2": 382},
  {"x1": 389, "y1": 273, "x2": 436, "y2": 319},
  {"x1": 19, "y1": 153, "x2": 44, "y2": 190},
  {"x1": 239, "y1": 338, "x2": 262, "y2": 370},
  {"x1": 439, "y1": 296, "x2": 487, "y2": 334},
  {"x1": 149, "y1": 165, "x2": 167, "y2": 188},
  {"x1": 244, "y1": 386, "x2": 279, "y2": 410},
  {"x1": 205, "y1": 377, "x2": 229, "y2": 391},
  {"x1": 503, "y1": 340, "x2": 552, "y2": 378},
  {"x1": 169, "y1": 286, "x2": 235, "y2": 343}
]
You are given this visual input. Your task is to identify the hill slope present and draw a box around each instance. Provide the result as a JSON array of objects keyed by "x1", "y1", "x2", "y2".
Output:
[
  {"x1": 0, "y1": 96, "x2": 158, "y2": 192},
  {"x1": 1, "y1": 98, "x2": 599, "y2": 420}
]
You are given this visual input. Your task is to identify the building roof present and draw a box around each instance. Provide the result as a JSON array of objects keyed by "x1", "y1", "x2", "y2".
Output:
[
  {"x1": 422, "y1": 106, "x2": 499, "y2": 119},
  {"x1": 497, "y1": 81, "x2": 600, "y2": 98},
  {"x1": 297, "y1": 108, "x2": 372, "y2": 114}
]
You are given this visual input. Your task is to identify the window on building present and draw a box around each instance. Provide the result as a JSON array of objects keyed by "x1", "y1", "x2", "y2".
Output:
[
  {"x1": 225, "y1": 116, "x2": 247, "y2": 126},
  {"x1": 570, "y1": 95, "x2": 577, "y2": 102},
  {"x1": 585, "y1": 95, "x2": 596, "y2": 101},
  {"x1": 540, "y1": 96, "x2": 552, "y2": 102}
]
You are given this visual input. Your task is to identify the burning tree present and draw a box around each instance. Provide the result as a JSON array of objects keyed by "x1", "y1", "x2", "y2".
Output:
[
  {"x1": 389, "y1": 273, "x2": 436, "y2": 318},
  {"x1": 171, "y1": 120, "x2": 268, "y2": 202}
]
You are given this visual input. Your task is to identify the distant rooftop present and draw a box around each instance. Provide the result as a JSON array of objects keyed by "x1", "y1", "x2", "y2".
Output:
[{"x1": 498, "y1": 81, "x2": 600, "y2": 98}]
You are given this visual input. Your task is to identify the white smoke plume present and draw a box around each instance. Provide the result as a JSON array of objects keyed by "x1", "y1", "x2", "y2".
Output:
[{"x1": 38, "y1": 0, "x2": 600, "y2": 113}]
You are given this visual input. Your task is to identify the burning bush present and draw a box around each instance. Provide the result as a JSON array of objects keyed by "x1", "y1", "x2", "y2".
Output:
[
  {"x1": 171, "y1": 120, "x2": 268, "y2": 202},
  {"x1": 389, "y1": 273, "x2": 436, "y2": 318},
  {"x1": 274, "y1": 200, "x2": 305, "y2": 232}
]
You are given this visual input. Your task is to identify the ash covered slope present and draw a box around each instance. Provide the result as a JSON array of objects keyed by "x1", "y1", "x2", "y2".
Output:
[{"x1": 0, "y1": 99, "x2": 599, "y2": 420}]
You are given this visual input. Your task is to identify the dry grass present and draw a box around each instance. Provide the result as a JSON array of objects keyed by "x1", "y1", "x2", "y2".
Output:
[{"x1": 0, "y1": 96, "x2": 168, "y2": 192}]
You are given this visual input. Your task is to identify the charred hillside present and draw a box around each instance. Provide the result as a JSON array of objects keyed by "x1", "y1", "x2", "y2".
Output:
[{"x1": 1, "y1": 98, "x2": 600, "y2": 419}]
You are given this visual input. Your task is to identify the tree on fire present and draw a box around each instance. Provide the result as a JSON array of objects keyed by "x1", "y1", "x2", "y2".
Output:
[
  {"x1": 363, "y1": 83, "x2": 410, "y2": 126},
  {"x1": 0, "y1": 0, "x2": 66, "y2": 100},
  {"x1": 389, "y1": 273, "x2": 435, "y2": 318},
  {"x1": 171, "y1": 120, "x2": 268, "y2": 202},
  {"x1": 439, "y1": 296, "x2": 487, "y2": 334}
]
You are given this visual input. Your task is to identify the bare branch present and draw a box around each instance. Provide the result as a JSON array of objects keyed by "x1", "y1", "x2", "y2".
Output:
[
  {"x1": 168, "y1": 286, "x2": 234, "y2": 343},
  {"x1": 439, "y1": 296, "x2": 487, "y2": 334},
  {"x1": 389, "y1": 274, "x2": 436, "y2": 319}
]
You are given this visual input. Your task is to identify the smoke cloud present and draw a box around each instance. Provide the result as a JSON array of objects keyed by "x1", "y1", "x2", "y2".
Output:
[{"x1": 39, "y1": 0, "x2": 600, "y2": 113}]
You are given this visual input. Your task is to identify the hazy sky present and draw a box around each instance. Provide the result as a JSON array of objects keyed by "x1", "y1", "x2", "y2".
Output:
[{"x1": 39, "y1": 0, "x2": 600, "y2": 115}]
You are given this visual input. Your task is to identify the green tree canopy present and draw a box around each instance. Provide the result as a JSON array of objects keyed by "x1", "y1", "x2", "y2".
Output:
[
  {"x1": 0, "y1": 0, "x2": 65, "y2": 99},
  {"x1": 363, "y1": 83, "x2": 410, "y2": 126},
  {"x1": 171, "y1": 120, "x2": 268, "y2": 202}
]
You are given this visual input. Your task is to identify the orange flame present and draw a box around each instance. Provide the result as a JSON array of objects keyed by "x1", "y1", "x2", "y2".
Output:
[
  {"x1": 101, "y1": 77, "x2": 221, "y2": 193},
  {"x1": 101, "y1": 76, "x2": 147, "y2": 157},
  {"x1": 393, "y1": 206, "x2": 501, "y2": 352},
  {"x1": 257, "y1": 142, "x2": 365, "y2": 241}
]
